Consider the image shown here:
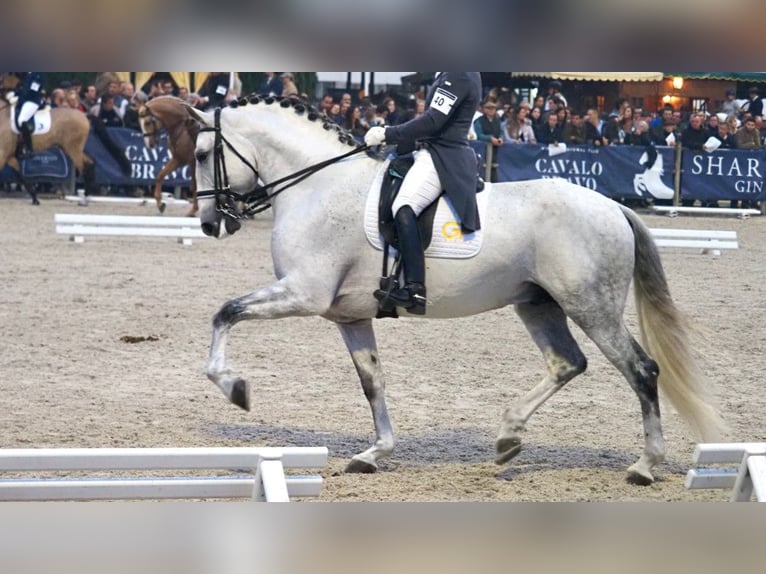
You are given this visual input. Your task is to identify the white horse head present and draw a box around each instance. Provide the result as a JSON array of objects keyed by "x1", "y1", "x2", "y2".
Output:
[{"x1": 186, "y1": 96, "x2": 366, "y2": 239}]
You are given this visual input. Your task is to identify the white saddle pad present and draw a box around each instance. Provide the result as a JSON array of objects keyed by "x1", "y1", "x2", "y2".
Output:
[
  {"x1": 364, "y1": 160, "x2": 487, "y2": 259},
  {"x1": 9, "y1": 105, "x2": 53, "y2": 136}
]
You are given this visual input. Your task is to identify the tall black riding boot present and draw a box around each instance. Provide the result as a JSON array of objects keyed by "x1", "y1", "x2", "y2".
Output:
[
  {"x1": 387, "y1": 205, "x2": 427, "y2": 315},
  {"x1": 18, "y1": 121, "x2": 33, "y2": 157}
]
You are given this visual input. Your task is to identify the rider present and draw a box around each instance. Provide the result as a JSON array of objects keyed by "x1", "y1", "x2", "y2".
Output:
[
  {"x1": 197, "y1": 72, "x2": 233, "y2": 111},
  {"x1": 364, "y1": 72, "x2": 482, "y2": 315},
  {"x1": 13, "y1": 72, "x2": 46, "y2": 156}
]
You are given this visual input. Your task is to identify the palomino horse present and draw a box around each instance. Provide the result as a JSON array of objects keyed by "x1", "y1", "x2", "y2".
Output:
[
  {"x1": 187, "y1": 95, "x2": 725, "y2": 485},
  {"x1": 0, "y1": 79, "x2": 97, "y2": 204},
  {"x1": 138, "y1": 95, "x2": 198, "y2": 216}
]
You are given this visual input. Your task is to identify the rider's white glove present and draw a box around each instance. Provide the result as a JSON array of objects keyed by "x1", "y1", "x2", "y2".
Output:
[
  {"x1": 364, "y1": 126, "x2": 387, "y2": 146},
  {"x1": 6, "y1": 91, "x2": 18, "y2": 105}
]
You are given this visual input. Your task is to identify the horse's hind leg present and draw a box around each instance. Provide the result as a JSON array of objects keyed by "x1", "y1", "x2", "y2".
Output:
[
  {"x1": 496, "y1": 301, "x2": 587, "y2": 465},
  {"x1": 336, "y1": 320, "x2": 394, "y2": 473},
  {"x1": 579, "y1": 321, "x2": 664, "y2": 485}
]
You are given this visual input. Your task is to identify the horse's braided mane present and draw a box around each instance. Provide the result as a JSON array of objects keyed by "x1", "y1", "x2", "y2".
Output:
[{"x1": 227, "y1": 93, "x2": 361, "y2": 148}]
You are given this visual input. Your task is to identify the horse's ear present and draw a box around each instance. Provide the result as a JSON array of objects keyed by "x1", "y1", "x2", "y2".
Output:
[{"x1": 183, "y1": 103, "x2": 213, "y2": 128}]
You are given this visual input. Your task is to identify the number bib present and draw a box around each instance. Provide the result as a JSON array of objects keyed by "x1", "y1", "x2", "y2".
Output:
[{"x1": 430, "y1": 88, "x2": 458, "y2": 115}]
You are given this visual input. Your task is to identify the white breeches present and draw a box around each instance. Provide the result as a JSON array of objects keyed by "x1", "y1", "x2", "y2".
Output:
[
  {"x1": 392, "y1": 149, "x2": 443, "y2": 217},
  {"x1": 17, "y1": 101, "x2": 39, "y2": 125}
]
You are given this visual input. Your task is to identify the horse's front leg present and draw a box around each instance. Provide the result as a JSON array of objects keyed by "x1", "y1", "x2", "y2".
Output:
[
  {"x1": 336, "y1": 320, "x2": 394, "y2": 474},
  {"x1": 154, "y1": 158, "x2": 180, "y2": 214},
  {"x1": 7, "y1": 157, "x2": 38, "y2": 205},
  {"x1": 185, "y1": 161, "x2": 198, "y2": 218},
  {"x1": 207, "y1": 278, "x2": 326, "y2": 411}
]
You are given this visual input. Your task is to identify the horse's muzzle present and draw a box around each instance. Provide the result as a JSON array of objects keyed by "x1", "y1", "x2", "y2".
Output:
[
  {"x1": 200, "y1": 216, "x2": 241, "y2": 238},
  {"x1": 201, "y1": 221, "x2": 219, "y2": 237}
]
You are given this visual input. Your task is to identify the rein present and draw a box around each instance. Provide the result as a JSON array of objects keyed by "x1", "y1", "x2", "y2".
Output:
[{"x1": 197, "y1": 106, "x2": 370, "y2": 219}]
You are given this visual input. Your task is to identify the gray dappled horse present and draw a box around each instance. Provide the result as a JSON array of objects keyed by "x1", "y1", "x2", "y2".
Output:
[{"x1": 187, "y1": 95, "x2": 725, "y2": 485}]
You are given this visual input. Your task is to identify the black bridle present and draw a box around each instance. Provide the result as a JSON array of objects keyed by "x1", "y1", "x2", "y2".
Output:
[{"x1": 196, "y1": 106, "x2": 370, "y2": 220}]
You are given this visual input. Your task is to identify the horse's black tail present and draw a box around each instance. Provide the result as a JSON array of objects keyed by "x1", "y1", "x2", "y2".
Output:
[{"x1": 89, "y1": 116, "x2": 131, "y2": 176}]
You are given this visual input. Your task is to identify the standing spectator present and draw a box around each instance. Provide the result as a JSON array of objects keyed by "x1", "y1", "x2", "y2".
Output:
[
  {"x1": 651, "y1": 119, "x2": 679, "y2": 147},
  {"x1": 261, "y1": 72, "x2": 282, "y2": 96},
  {"x1": 503, "y1": 106, "x2": 536, "y2": 144},
  {"x1": 177, "y1": 86, "x2": 190, "y2": 102},
  {"x1": 544, "y1": 80, "x2": 567, "y2": 112},
  {"x1": 473, "y1": 100, "x2": 503, "y2": 182},
  {"x1": 742, "y1": 86, "x2": 763, "y2": 120},
  {"x1": 529, "y1": 106, "x2": 544, "y2": 133},
  {"x1": 705, "y1": 113, "x2": 719, "y2": 137},
  {"x1": 562, "y1": 111, "x2": 586, "y2": 145},
  {"x1": 65, "y1": 89, "x2": 86, "y2": 112},
  {"x1": 584, "y1": 108, "x2": 606, "y2": 146},
  {"x1": 96, "y1": 94, "x2": 124, "y2": 128},
  {"x1": 536, "y1": 112, "x2": 563, "y2": 145},
  {"x1": 623, "y1": 120, "x2": 651, "y2": 146},
  {"x1": 720, "y1": 89, "x2": 738, "y2": 117},
  {"x1": 410, "y1": 98, "x2": 426, "y2": 120},
  {"x1": 650, "y1": 104, "x2": 674, "y2": 129},
  {"x1": 726, "y1": 115, "x2": 740, "y2": 137},
  {"x1": 122, "y1": 92, "x2": 146, "y2": 131},
  {"x1": 680, "y1": 113, "x2": 707, "y2": 206},
  {"x1": 82, "y1": 84, "x2": 98, "y2": 109},
  {"x1": 344, "y1": 105, "x2": 366, "y2": 139},
  {"x1": 161, "y1": 80, "x2": 175, "y2": 96},
  {"x1": 735, "y1": 116, "x2": 762, "y2": 149},
  {"x1": 49, "y1": 88, "x2": 66, "y2": 108},
  {"x1": 604, "y1": 105, "x2": 635, "y2": 145},
  {"x1": 318, "y1": 93, "x2": 334, "y2": 116},
  {"x1": 711, "y1": 122, "x2": 736, "y2": 149},
  {"x1": 383, "y1": 97, "x2": 403, "y2": 126},
  {"x1": 533, "y1": 95, "x2": 545, "y2": 110},
  {"x1": 681, "y1": 113, "x2": 707, "y2": 150},
  {"x1": 280, "y1": 73, "x2": 298, "y2": 97}
]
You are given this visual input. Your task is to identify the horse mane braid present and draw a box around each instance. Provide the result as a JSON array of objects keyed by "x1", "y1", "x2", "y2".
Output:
[{"x1": 228, "y1": 93, "x2": 359, "y2": 148}]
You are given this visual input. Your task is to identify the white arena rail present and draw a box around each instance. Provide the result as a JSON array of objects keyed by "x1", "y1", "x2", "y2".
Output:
[
  {"x1": 0, "y1": 447, "x2": 329, "y2": 502},
  {"x1": 55, "y1": 213, "x2": 207, "y2": 246},
  {"x1": 685, "y1": 443, "x2": 766, "y2": 502},
  {"x1": 652, "y1": 205, "x2": 760, "y2": 219},
  {"x1": 648, "y1": 228, "x2": 738, "y2": 255},
  {"x1": 65, "y1": 189, "x2": 189, "y2": 207}
]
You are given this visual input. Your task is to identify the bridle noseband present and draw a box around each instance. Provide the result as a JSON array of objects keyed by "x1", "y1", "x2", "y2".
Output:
[{"x1": 196, "y1": 106, "x2": 369, "y2": 220}]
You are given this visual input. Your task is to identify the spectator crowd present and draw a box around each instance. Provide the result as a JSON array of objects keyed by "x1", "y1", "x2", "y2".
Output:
[{"x1": 20, "y1": 73, "x2": 766, "y2": 208}]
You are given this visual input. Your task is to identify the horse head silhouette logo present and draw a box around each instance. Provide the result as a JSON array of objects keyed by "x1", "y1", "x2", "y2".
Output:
[{"x1": 633, "y1": 145, "x2": 674, "y2": 200}]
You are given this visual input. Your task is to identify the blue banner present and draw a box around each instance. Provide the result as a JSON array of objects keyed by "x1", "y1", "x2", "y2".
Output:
[
  {"x1": 680, "y1": 148, "x2": 766, "y2": 202},
  {"x1": 1, "y1": 127, "x2": 192, "y2": 188},
  {"x1": 85, "y1": 128, "x2": 191, "y2": 187},
  {"x1": 477, "y1": 143, "x2": 677, "y2": 201}
]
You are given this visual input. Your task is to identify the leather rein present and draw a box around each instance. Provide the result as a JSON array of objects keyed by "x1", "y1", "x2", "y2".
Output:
[{"x1": 196, "y1": 107, "x2": 370, "y2": 220}]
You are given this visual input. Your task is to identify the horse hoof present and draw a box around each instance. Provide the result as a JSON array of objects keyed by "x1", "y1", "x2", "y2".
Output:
[
  {"x1": 495, "y1": 437, "x2": 523, "y2": 465},
  {"x1": 32, "y1": 200, "x2": 40, "y2": 206},
  {"x1": 230, "y1": 378, "x2": 250, "y2": 411},
  {"x1": 626, "y1": 468, "x2": 654, "y2": 486},
  {"x1": 158, "y1": 202, "x2": 167, "y2": 214},
  {"x1": 345, "y1": 457, "x2": 378, "y2": 474}
]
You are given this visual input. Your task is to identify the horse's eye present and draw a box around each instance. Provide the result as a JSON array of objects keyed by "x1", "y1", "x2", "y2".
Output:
[{"x1": 196, "y1": 151, "x2": 209, "y2": 163}]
